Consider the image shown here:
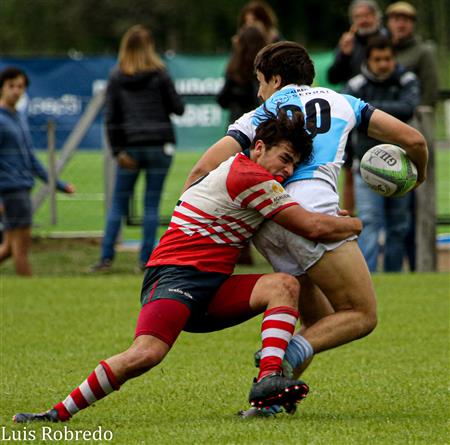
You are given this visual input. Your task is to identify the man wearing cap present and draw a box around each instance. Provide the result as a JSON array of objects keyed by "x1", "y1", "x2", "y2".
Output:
[
  {"x1": 386, "y1": 1, "x2": 439, "y2": 271},
  {"x1": 386, "y1": 1, "x2": 439, "y2": 108}
]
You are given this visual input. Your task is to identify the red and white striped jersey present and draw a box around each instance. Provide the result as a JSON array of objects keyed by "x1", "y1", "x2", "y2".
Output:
[{"x1": 147, "y1": 153, "x2": 298, "y2": 274}]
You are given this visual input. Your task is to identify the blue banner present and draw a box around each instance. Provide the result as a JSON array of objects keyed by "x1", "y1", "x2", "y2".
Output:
[{"x1": 0, "y1": 55, "x2": 230, "y2": 151}]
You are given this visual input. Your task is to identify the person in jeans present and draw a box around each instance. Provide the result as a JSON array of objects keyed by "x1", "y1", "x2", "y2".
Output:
[
  {"x1": 91, "y1": 25, "x2": 184, "y2": 273},
  {"x1": 342, "y1": 35, "x2": 420, "y2": 272}
]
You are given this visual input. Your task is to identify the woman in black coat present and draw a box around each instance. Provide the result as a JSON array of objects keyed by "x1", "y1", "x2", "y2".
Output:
[{"x1": 92, "y1": 25, "x2": 184, "y2": 272}]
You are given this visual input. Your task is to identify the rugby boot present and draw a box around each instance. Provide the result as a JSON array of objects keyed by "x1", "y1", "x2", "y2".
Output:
[
  {"x1": 248, "y1": 372, "x2": 309, "y2": 409},
  {"x1": 13, "y1": 408, "x2": 60, "y2": 423}
]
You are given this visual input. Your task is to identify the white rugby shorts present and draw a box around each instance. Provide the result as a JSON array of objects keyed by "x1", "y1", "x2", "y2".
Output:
[{"x1": 253, "y1": 179, "x2": 356, "y2": 276}]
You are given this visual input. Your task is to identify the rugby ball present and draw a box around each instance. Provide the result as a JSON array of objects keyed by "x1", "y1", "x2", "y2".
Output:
[{"x1": 360, "y1": 144, "x2": 418, "y2": 197}]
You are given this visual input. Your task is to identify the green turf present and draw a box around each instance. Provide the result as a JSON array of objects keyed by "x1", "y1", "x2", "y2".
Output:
[{"x1": 0, "y1": 273, "x2": 448, "y2": 444}]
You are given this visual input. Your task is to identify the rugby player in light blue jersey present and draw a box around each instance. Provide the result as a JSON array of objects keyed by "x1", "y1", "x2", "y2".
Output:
[{"x1": 185, "y1": 41, "x2": 428, "y2": 417}]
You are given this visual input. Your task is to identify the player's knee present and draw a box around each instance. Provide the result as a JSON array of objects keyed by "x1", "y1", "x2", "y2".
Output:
[
  {"x1": 357, "y1": 308, "x2": 378, "y2": 337},
  {"x1": 364, "y1": 310, "x2": 378, "y2": 335},
  {"x1": 127, "y1": 342, "x2": 166, "y2": 373},
  {"x1": 271, "y1": 273, "x2": 300, "y2": 306}
]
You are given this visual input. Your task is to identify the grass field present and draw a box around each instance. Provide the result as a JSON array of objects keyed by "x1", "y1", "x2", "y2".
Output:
[
  {"x1": 1, "y1": 272, "x2": 449, "y2": 445},
  {"x1": 1, "y1": 148, "x2": 449, "y2": 444}
]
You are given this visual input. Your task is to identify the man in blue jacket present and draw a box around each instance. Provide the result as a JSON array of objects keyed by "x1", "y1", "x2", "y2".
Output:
[
  {"x1": 0, "y1": 67, "x2": 74, "y2": 276},
  {"x1": 342, "y1": 36, "x2": 420, "y2": 271}
]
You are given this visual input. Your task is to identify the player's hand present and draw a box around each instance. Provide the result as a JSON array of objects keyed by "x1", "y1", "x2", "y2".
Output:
[
  {"x1": 63, "y1": 183, "x2": 75, "y2": 194},
  {"x1": 414, "y1": 169, "x2": 427, "y2": 188},
  {"x1": 338, "y1": 27, "x2": 355, "y2": 55},
  {"x1": 353, "y1": 217, "x2": 363, "y2": 235},
  {"x1": 118, "y1": 152, "x2": 138, "y2": 170},
  {"x1": 337, "y1": 209, "x2": 351, "y2": 217}
]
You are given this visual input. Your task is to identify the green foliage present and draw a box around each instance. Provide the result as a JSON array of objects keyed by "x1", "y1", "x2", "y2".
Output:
[
  {"x1": 0, "y1": 0, "x2": 448, "y2": 55},
  {"x1": 0, "y1": 274, "x2": 449, "y2": 444}
]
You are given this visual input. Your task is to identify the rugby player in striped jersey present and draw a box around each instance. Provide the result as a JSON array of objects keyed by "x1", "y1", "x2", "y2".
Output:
[{"x1": 14, "y1": 109, "x2": 361, "y2": 423}]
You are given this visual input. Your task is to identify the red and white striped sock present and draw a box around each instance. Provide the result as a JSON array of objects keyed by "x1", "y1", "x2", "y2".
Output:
[
  {"x1": 258, "y1": 306, "x2": 299, "y2": 381},
  {"x1": 53, "y1": 361, "x2": 120, "y2": 421}
]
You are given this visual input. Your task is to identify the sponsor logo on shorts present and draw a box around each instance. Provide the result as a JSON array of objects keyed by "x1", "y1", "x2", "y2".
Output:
[{"x1": 168, "y1": 288, "x2": 194, "y2": 300}]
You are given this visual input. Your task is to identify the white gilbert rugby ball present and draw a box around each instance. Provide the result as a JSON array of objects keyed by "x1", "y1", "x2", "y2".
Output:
[{"x1": 360, "y1": 144, "x2": 418, "y2": 197}]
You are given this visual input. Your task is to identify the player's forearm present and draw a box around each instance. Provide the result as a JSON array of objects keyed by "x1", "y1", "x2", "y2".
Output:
[
  {"x1": 273, "y1": 206, "x2": 362, "y2": 242},
  {"x1": 309, "y1": 213, "x2": 362, "y2": 242},
  {"x1": 183, "y1": 136, "x2": 242, "y2": 191}
]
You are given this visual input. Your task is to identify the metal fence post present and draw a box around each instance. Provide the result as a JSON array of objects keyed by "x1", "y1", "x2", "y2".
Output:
[
  {"x1": 32, "y1": 91, "x2": 105, "y2": 213},
  {"x1": 47, "y1": 120, "x2": 57, "y2": 225},
  {"x1": 102, "y1": 128, "x2": 115, "y2": 218},
  {"x1": 415, "y1": 107, "x2": 437, "y2": 272}
]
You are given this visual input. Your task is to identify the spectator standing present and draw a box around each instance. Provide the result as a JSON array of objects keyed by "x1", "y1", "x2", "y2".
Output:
[
  {"x1": 218, "y1": 26, "x2": 268, "y2": 123},
  {"x1": 386, "y1": 1, "x2": 439, "y2": 271},
  {"x1": 342, "y1": 36, "x2": 420, "y2": 272},
  {"x1": 386, "y1": 1, "x2": 439, "y2": 108},
  {"x1": 327, "y1": 0, "x2": 385, "y2": 85},
  {"x1": 91, "y1": 25, "x2": 184, "y2": 273},
  {"x1": 0, "y1": 67, "x2": 74, "y2": 276}
]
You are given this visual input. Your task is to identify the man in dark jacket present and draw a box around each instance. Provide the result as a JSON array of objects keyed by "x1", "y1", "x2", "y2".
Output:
[
  {"x1": 342, "y1": 36, "x2": 420, "y2": 272},
  {"x1": 0, "y1": 66, "x2": 74, "y2": 276},
  {"x1": 327, "y1": 0, "x2": 386, "y2": 85},
  {"x1": 386, "y1": 1, "x2": 439, "y2": 271},
  {"x1": 91, "y1": 25, "x2": 185, "y2": 273},
  {"x1": 386, "y1": 1, "x2": 438, "y2": 108}
]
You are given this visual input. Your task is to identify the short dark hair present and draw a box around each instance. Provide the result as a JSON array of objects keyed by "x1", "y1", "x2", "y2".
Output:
[
  {"x1": 365, "y1": 35, "x2": 395, "y2": 59},
  {"x1": 0, "y1": 66, "x2": 29, "y2": 89},
  {"x1": 251, "y1": 107, "x2": 313, "y2": 166},
  {"x1": 254, "y1": 41, "x2": 315, "y2": 87}
]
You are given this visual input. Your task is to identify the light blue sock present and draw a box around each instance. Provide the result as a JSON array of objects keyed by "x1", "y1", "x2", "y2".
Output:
[{"x1": 284, "y1": 334, "x2": 314, "y2": 369}]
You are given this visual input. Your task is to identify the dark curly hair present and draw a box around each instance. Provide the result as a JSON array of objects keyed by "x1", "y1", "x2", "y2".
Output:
[{"x1": 251, "y1": 107, "x2": 313, "y2": 166}]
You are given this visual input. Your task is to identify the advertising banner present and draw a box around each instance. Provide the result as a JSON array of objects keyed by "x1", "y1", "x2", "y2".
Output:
[{"x1": 0, "y1": 52, "x2": 334, "y2": 151}]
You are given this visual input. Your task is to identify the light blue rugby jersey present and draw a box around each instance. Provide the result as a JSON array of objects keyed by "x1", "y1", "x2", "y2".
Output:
[{"x1": 227, "y1": 84, "x2": 374, "y2": 189}]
